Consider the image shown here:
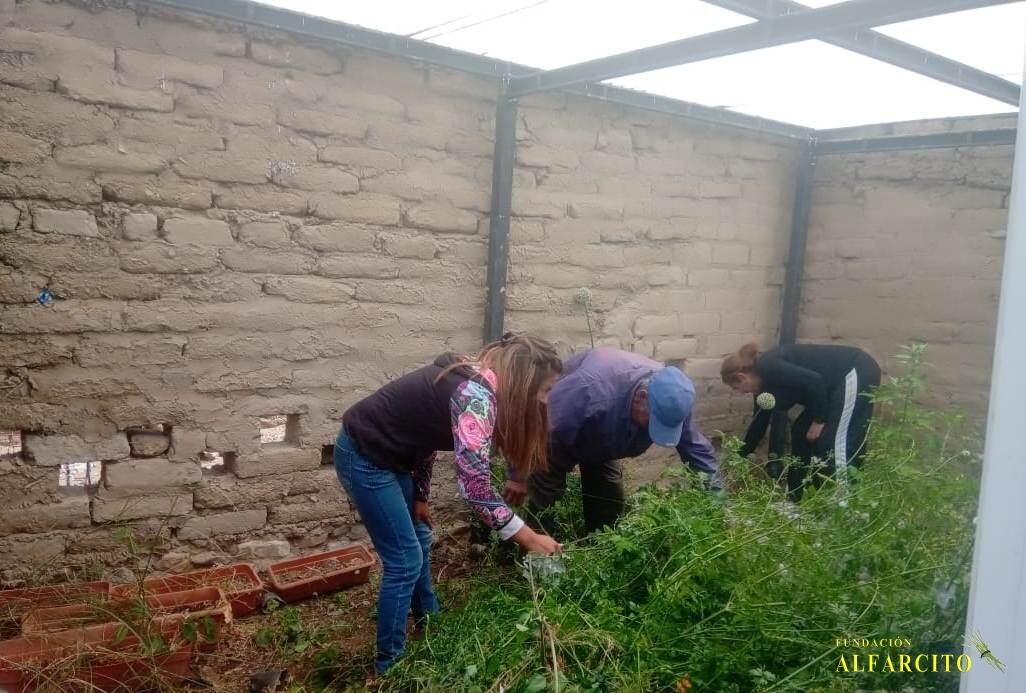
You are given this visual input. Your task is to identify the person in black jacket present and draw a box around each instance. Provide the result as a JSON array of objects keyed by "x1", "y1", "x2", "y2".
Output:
[
  {"x1": 721, "y1": 343, "x2": 881, "y2": 501},
  {"x1": 336, "y1": 334, "x2": 563, "y2": 676}
]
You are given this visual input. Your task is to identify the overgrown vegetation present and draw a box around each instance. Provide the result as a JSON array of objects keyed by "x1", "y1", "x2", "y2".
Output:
[
  {"x1": 255, "y1": 599, "x2": 326, "y2": 659},
  {"x1": 383, "y1": 346, "x2": 981, "y2": 692}
]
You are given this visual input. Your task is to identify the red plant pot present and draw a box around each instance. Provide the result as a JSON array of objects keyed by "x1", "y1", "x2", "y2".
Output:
[
  {"x1": 0, "y1": 582, "x2": 110, "y2": 638},
  {"x1": 111, "y1": 563, "x2": 265, "y2": 617},
  {"x1": 23, "y1": 586, "x2": 232, "y2": 643},
  {"x1": 268, "y1": 543, "x2": 375, "y2": 603},
  {"x1": 0, "y1": 621, "x2": 195, "y2": 693}
]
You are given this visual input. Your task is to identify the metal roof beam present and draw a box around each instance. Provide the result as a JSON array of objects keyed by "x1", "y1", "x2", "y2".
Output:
[
  {"x1": 815, "y1": 128, "x2": 1017, "y2": 154},
  {"x1": 143, "y1": 0, "x2": 811, "y2": 139},
  {"x1": 508, "y1": 0, "x2": 1020, "y2": 97},
  {"x1": 701, "y1": 0, "x2": 1019, "y2": 106}
]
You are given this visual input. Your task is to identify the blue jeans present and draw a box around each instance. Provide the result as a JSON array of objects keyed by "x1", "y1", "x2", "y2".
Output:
[{"x1": 334, "y1": 429, "x2": 439, "y2": 674}]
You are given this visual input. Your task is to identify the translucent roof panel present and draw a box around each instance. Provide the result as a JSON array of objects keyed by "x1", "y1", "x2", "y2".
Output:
[
  {"x1": 609, "y1": 40, "x2": 1016, "y2": 129},
  {"x1": 262, "y1": 0, "x2": 1023, "y2": 129},
  {"x1": 261, "y1": 0, "x2": 753, "y2": 68}
]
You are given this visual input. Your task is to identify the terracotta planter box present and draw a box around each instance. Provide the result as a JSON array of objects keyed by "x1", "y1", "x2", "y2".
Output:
[
  {"x1": 0, "y1": 621, "x2": 194, "y2": 693},
  {"x1": 0, "y1": 582, "x2": 109, "y2": 638},
  {"x1": 111, "y1": 563, "x2": 265, "y2": 617},
  {"x1": 268, "y1": 543, "x2": 375, "y2": 603},
  {"x1": 23, "y1": 586, "x2": 231, "y2": 642}
]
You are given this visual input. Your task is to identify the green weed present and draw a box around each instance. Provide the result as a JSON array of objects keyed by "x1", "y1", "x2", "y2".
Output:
[{"x1": 383, "y1": 346, "x2": 980, "y2": 692}]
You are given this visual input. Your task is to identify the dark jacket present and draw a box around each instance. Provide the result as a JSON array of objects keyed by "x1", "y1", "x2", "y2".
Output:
[
  {"x1": 342, "y1": 353, "x2": 486, "y2": 472},
  {"x1": 548, "y1": 348, "x2": 717, "y2": 474},
  {"x1": 740, "y1": 344, "x2": 875, "y2": 455}
]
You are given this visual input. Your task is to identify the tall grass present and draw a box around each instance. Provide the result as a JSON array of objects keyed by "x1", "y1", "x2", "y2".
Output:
[{"x1": 384, "y1": 346, "x2": 981, "y2": 692}]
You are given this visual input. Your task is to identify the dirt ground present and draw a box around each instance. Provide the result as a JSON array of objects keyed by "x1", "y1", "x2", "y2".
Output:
[{"x1": 190, "y1": 525, "x2": 485, "y2": 692}]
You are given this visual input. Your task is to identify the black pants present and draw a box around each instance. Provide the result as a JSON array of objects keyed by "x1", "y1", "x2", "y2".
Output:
[
  {"x1": 528, "y1": 455, "x2": 626, "y2": 534},
  {"x1": 787, "y1": 354, "x2": 881, "y2": 501}
]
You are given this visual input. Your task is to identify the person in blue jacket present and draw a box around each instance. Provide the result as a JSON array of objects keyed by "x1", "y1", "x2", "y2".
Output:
[{"x1": 503, "y1": 347, "x2": 721, "y2": 533}]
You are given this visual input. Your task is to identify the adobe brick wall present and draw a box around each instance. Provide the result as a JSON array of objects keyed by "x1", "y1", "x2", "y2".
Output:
[
  {"x1": 0, "y1": 0, "x2": 510, "y2": 580},
  {"x1": 0, "y1": 0, "x2": 933, "y2": 578},
  {"x1": 0, "y1": 0, "x2": 802, "y2": 578},
  {"x1": 800, "y1": 116, "x2": 1014, "y2": 416},
  {"x1": 507, "y1": 93, "x2": 799, "y2": 432}
]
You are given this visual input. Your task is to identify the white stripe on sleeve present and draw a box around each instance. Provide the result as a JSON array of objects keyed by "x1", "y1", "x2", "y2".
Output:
[{"x1": 834, "y1": 367, "x2": 859, "y2": 506}]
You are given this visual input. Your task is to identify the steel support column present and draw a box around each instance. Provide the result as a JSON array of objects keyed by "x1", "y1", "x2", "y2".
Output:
[
  {"x1": 779, "y1": 143, "x2": 817, "y2": 346},
  {"x1": 483, "y1": 92, "x2": 519, "y2": 343},
  {"x1": 767, "y1": 142, "x2": 816, "y2": 464}
]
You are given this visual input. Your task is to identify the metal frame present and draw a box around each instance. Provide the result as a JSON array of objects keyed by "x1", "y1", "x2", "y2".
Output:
[
  {"x1": 142, "y1": 0, "x2": 1018, "y2": 351},
  {"x1": 777, "y1": 125, "x2": 1014, "y2": 345},
  {"x1": 484, "y1": 91, "x2": 519, "y2": 344},
  {"x1": 144, "y1": 0, "x2": 811, "y2": 140},
  {"x1": 701, "y1": 0, "x2": 1020, "y2": 106},
  {"x1": 120, "y1": 2, "x2": 1024, "y2": 681},
  {"x1": 143, "y1": 0, "x2": 1017, "y2": 145},
  {"x1": 816, "y1": 128, "x2": 1017, "y2": 154},
  {"x1": 961, "y1": 54, "x2": 1026, "y2": 693},
  {"x1": 779, "y1": 143, "x2": 817, "y2": 346},
  {"x1": 508, "y1": 0, "x2": 1018, "y2": 97}
]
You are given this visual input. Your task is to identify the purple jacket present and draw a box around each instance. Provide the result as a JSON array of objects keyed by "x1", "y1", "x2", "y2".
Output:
[{"x1": 547, "y1": 348, "x2": 718, "y2": 475}]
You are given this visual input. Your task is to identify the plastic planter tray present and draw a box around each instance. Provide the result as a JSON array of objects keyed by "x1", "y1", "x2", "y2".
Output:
[
  {"x1": 111, "y1": 563, "x2": 265, "y2": 617},
  {"x1": 0, "y1": 582, "x2": 110, "y2": 638},
  {"x1": 0, "y1": 621, "x2": 195, "y2": 693},
  {"x1": 268, "y1": 543, "x2": 375, "y2": 603},
  {"x1": 22, "y1": 586, "x2": 232, "y2": 643}
]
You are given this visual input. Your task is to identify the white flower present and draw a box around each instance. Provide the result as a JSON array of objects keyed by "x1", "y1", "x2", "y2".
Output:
[
  {"x1": 756, "y1": 392, "x2": 776, "y2": 410},
  {"x1": 574, "y1": 287, "x2": 593, "y2": 306}
]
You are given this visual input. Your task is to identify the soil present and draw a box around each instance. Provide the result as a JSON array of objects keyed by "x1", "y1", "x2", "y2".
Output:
[
  {"x1": 156, "y1": 599, "x2": 220, "y2": 616},
  {"x1": 29, "y1": 598, "x2": 223, "y2": 633},
  {"x1": 163, "y1": 573, "x2": 259, "y2": 595},
  {"x1": 274, "y1": 557, "x2": 364, "y2": 584},
  {"x1": 211, "y1": 575, "x2": 261, "y2": 594}
]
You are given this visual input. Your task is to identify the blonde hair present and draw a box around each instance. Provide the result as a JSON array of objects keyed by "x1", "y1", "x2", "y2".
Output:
[
  {"x1": 720, "y1": 342, "x2": 760, "y2": 387},
  {"x1": 441, "y1": 334, "x2": 562, "y2": 477}
]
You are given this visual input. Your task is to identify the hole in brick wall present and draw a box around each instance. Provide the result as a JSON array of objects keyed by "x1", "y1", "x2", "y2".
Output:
[
  {"x1": 200, "y1": 449, "x2": 233, "y2": 476},
  {"x1": 0, "y1": 430, "x2": 21, "y2": 457},
  {"x1": 58, "y1": 461, "x2": 101, "y2": 495},
  {"x1": 321, "y1": 445, "x2": 334, "y2": 466},
  {"x1": 260, "y1": 415, "x2": 287, "y2": 444},
  {"x1": 260, "y1": 414, "x2": 301, "y2": 446}
]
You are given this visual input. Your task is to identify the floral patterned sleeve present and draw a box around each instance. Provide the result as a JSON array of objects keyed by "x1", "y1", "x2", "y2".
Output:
[
  {"x1": 412, "y1": 453, "x2": 435, "y2": 502},
  {"x1": 450, "y1": 378, "x2": 525, "y2": 541}
]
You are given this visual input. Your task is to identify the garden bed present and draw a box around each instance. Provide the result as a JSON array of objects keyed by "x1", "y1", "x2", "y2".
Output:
[
  {"x1": 0, "y1": 582, "x2": 110, "y2": 639},
  {"x1": 112, "y1": 563, "x2": 264, "y2": 617},
  {"x1": 22, "y1": 586, "x2": 231, "y2": 639},
  {"x1": 0, "y1": 620, "x2": 196, "y2": 693},
  {"x1": 268, "y1": 544, "x2": 375, "y2": 603}
]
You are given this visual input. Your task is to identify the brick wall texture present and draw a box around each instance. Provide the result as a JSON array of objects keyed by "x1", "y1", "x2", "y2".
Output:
[
  {"x1": 801, "y1": 126, "x2": 1012, "y2": 414},
  {"x1": 0, "y1": 0, "x2": 1010, "y2": 578}
]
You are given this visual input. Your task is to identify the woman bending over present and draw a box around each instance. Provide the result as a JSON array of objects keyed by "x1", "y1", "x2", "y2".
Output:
[
  {"x1": 335, "y1": 333, "x2": 563, "y2": 675},
  {"x1": 721, "y1": 342, "x2": 881, "y2": 501}
]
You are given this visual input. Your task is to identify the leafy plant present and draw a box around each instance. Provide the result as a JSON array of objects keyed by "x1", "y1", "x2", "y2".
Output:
[
  {"x1": 383, "y1": 346, "x2": 980, "y2": 692},
  {"x1": 255, "y1": 603, "x2": 325, "y2": 658}
]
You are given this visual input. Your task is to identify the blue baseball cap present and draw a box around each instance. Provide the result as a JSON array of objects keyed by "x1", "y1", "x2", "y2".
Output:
[{"x1": 647, "y1": 367, "x2": 695, "y2": 447}]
